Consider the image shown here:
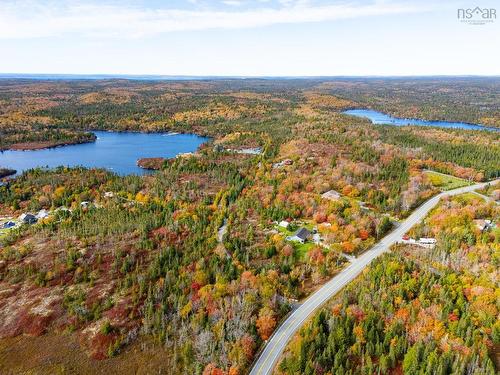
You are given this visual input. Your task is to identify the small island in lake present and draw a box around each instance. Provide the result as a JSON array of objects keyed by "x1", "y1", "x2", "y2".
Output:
[{"x1": 137, "y1": 157, "x2": 166, "y2": 170}]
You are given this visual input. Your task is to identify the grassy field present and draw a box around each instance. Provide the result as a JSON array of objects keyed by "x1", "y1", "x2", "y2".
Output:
[
  {"x1": 424, "y1": 170, "x2": 472, "y2": 190},
  {"x1": 294, "y1": 242, "x2": 315, "y2": 259},
  {"x1": 0, "y1": 334, "x2": 174, "y2": 375},
  {"x1": 456, "y1": 192, "x2": 487, "y2": 203},
  {"x1": 0, "y1": 226, "x2": 10, "y2": 239}
]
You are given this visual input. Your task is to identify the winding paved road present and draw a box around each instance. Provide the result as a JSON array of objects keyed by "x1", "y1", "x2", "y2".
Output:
[{"x1": 250, "y1": 180, "x2": 498, "y2": 375}]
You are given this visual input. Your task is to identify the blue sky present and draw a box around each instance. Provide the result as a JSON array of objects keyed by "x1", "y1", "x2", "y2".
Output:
[{"x1": 0, "y1": 0, "x2": 499, "y2": 75}]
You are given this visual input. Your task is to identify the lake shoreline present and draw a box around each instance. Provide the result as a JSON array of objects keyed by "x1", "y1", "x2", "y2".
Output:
[
  {"x1": 342, "y1": 108, "x2": 500, "y2": 132},
  {"x1": 0, "y1": 128, "x2": 214, "y2": 152},
  {"x1": 0, "y1": 131, "x2": 210, "y2": 176}
]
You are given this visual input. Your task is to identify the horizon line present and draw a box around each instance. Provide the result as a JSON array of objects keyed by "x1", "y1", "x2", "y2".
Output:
[{"x1": 1, "y1": 73, "x2": 500, "y2": 81}]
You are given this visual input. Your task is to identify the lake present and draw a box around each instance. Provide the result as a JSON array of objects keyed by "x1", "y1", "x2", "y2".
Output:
[
  {"x1": 0, "y1": 131, "x2": 210, "y2": 176},
  {"x1": 343, "y1": 109, "x2": 499, "y2": 132}
]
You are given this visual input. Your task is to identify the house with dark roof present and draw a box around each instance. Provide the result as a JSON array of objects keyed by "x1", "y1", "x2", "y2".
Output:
[
  {"x1": 1, "y1": 221, "x2": 16, "y2": 229},
  {"x1": 19, "y1": 213, "x2": 37, "y2": 224},
  {"x1": 286, "y1": 227, "x2": 312, "y2": 244}
]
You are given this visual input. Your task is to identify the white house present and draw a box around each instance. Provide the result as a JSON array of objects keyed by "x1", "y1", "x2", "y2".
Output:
[
  {"x1": 321, "y1": 190, "x2": 341, "y2": 201},
  {"x1": 278, "y1": 220, "x2": 290, "y2": 229},
  {"x1": 36, "y1": 209, "x2": 49, "y2": 219},
  {"x1": 474, "y1": 219, "x2": 492, "y2": 231}
]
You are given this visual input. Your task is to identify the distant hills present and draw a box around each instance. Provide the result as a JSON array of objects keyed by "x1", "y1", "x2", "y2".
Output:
[{"x1": 0, "y1": 73, "x2": 498, "y2": 81}]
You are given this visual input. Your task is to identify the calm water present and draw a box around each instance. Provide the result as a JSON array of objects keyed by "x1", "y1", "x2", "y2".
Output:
[
  {"x1": 343, "y1": 109, "x2": 499, "y2": 132},
  {"x1": 0, "y1": 131, "x2": 209, "y2": 176}
]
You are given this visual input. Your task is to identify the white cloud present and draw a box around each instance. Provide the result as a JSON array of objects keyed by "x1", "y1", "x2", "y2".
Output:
[
  {"x1": 0, "y1": 0, "x2": 433, "y2": 39},
  {"x1": 221, "y1": 0, "x2": 245, "y2": 6}
]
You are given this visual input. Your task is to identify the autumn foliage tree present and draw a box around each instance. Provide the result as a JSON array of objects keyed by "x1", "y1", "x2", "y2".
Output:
[{"x1": 256, "y1": 308, "x2": 277, "y2": 341}]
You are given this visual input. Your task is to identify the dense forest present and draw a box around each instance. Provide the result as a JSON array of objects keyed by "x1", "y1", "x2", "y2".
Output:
[
  {"x1": 278, "y1": 253, "x2": 498, "y2": 374},
  {"x1": 279, "y1": 193, "x2": 499, "y2": 374},
  {"x1": 0, "y1": 78, "x2": 498, "y2": 374},
  {"x1": 320, "y1": 77, "x2": 500, "y2": 128}
]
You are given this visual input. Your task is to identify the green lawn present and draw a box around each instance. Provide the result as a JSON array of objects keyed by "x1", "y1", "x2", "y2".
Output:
[
  {"x1": 424, "y1": 170, "x2": 472, "y2": 191},
  {"x1": 276, "y1": 221, "x2": 314, "y2": 235},
  {"x1": 294, "y1": 242, "x2": 315, "y2": 259},
  {"x1": 276, "y1": 225, "x2": 294, "y2": 236}
]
